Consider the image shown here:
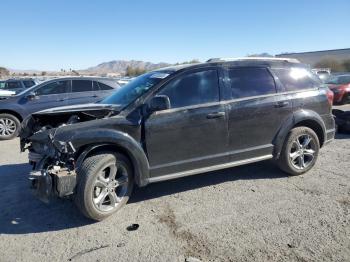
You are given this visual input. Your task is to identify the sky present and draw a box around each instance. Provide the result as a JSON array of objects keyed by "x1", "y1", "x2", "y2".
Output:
[{"x1": 1, "y1": 0, "x2": 350, "y2": 71}]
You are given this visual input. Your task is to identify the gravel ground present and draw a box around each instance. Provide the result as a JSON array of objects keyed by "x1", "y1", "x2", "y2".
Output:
[{"x1": 0, "y1": 131, "x2": 350, "y2": 261}]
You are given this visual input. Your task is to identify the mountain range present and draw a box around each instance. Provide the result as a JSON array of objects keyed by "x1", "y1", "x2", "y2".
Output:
[{"x1": 80, "y1": 60, "x2": 171, "y2": 74}]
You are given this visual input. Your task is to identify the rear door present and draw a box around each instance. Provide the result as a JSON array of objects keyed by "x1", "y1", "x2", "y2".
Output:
[
  {"x1": 66, "y1": 80, "x2": 95, "y2": 105},
  {"x1": 224, "y1": 66, "x2": 292, "y2": 160}
]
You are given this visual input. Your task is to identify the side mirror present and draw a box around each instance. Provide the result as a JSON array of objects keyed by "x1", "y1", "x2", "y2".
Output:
[
  {"x1": 26, "y1": 92, "x2": 38, "y2": 101},
  {"x1": 149, "y1": 95, "x2": 170, "y2": 113}
]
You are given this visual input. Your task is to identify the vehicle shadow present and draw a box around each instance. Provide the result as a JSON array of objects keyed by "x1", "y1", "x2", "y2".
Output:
[
  {"x1": 335, "y1": 133, "x2": 350, "y2": 139},
  {"x1": 0, "y1": 160, "x2": 288, "y2": 235},
  {"x1": 130, "y1": 160, "x2": 288, "y2": 204},
  {"x1": 0, "y1": 163, "x2": 92, "y2": 235}
]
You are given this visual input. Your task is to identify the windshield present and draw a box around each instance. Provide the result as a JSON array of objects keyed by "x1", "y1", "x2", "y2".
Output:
[
  {"x1": 326, "y1": 75, "x2": 350, "y2": 85},
  {"x1": 100, "y1": 71, "x2": 170, "y2": 106}
]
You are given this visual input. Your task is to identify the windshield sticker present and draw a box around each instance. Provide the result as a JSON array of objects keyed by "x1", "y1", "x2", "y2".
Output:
[{"x1": 150, "y1": 73, "x2": 169, "y2": 79}]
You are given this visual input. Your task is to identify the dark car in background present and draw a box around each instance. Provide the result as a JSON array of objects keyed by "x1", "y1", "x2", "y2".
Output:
[
  {"x1": 20, "y1": 58, "x2": 335, "y2": 220},
  {"x1": 0, "y1": 78, "x2": 38, "y2": 95},
  {"x1": 0, "y1": 77, "x2": 119, "y2": 140},
  {"x1": 325, "y1": 74, "x2": 350, "y2": 104}
]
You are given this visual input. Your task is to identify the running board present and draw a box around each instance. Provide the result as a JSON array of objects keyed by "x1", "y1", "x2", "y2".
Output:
[{"x1": 148, "y1": 154, "x2": 273, "y2": 183}]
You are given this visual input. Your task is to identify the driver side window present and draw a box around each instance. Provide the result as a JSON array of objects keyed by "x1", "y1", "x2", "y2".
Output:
[
  {"x1": 35, "y1": 80, "x2": 70, "y2": 96},
  {"x1": 158, "y1": 69, "x2": 220, "y2": 108}
]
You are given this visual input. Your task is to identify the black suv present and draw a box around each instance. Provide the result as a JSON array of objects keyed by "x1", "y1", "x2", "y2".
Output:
[{"x1": 20, "y1": 58, "x2": 335, "y2": 221}]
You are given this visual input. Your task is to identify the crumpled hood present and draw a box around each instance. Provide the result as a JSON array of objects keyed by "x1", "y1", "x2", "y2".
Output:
[
  {"x1": 33, "y1": 103, "x2": 120, "y2": 115},
  {"x1": 20, "y1": 103, "x2": 122, "y2": 142}
]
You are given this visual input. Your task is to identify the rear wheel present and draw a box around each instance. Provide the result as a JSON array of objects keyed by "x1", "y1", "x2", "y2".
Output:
[
  {"x1": 75, "y1": 152, "x2": 134, "y2": 221},
  {"x1": 277, "y1": 127, "x2": 320, "y2": 176},
  {"x1": 0, "y1": 113, "x2": 20, "y2": 140}
]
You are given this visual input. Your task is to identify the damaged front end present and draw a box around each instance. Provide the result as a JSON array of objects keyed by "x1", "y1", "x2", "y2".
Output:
[{"x1": 20, "y1": 104, "x2": 119, "y2": 203}]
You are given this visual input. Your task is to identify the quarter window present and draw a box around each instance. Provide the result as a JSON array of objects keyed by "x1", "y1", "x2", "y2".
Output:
[
  {"x1": 98, "y1": 82, "x2": 114, "y2": 90},
  {"x1": 72, "y1": 80, "x2": 93, "y2": 92},
  {"x1": 36, "y1": 80, "x2": 69, "y2": 95},
  {"x1": 23, "y1": 80, "x2": 35, "y2": 88},
  {"x1": 159, "y1": 69, "x2": 219, "y2": 108},
  {"x1": 228, "y1": 67, "x2": 276, "y2": 98},
  {"x1": 272, "y1": 68, "x2": 320, "y2": 91}
]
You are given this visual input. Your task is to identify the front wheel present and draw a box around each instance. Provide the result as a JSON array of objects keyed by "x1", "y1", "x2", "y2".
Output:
[
  {"x1": 277, "y1": 127, "x2": 320, "y2": 176},
  {"x1": 0, "y1": 113, "x2": 20, "y2": 140},
  {"x1": 75, "y1": 152, "x2": 134, "y2": 221}
]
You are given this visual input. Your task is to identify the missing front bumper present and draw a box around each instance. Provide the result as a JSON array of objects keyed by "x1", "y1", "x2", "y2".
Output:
[{"x1": 29, "y1": 168, "x2": 77, "y2": 203}]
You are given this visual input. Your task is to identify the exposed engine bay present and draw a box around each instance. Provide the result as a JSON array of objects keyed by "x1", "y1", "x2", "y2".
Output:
[{"x1": 20, "y1": 104, "x2": 121, "y2": 202}]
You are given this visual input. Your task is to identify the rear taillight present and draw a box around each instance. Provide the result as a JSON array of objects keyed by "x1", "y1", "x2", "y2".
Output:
[{"x1": 326, "y1": 89, "x2": 334, "y2": 106}]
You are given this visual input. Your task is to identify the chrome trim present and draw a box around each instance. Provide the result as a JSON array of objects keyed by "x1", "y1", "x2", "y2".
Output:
[
  {"x1": 148, "y1": 154, "x2": 273, "y2": 183},
  {"x1": 150, "y1": 144, "x2": 273, "y2": 170},
  {"x1": 152, "y1": 88, "x2": 319, "y2": 115}
]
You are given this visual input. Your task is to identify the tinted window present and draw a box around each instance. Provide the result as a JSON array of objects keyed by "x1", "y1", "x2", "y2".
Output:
[
  {"x1": 159, "y1": 70, "x2": 219, "y2": 108},
  {"x1": 228, "y1": 67, "x2": 276, "y2": 98},
  {"x1": 98, "y1": 82, "x2": 114, "y2": 90},
  {"x1": 36, "y1": 80, "x2": 69, "y2": 95},
  {"x1": 72, "y1": 80, "x2": 92, "y2": 92},
  {"x1": 23, "y1": 80, "x2": 35, "y2": 88},
  {"x1": 6, "y1": 81, "x2": 22, "y2": 89},
  {"x1": 273, "y1": 68, "x2": 320, "y2": 91},
  {"x1": 92, "y1": 81, "x2": 99, "y2": 91}
]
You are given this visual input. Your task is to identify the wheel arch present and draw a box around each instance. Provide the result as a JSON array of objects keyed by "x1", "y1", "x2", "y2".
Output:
[
  {"x1": 273, "y1": 110, "x2": 326, "y2": 159},
  {"x1": 0, "y1": 109, "x2": 23, "y2": 122},
  {"x1": 72, "y1": 130, "x2": 150, "y2": 187}
]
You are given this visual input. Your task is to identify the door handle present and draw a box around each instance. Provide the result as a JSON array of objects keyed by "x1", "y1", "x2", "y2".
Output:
[
  {"x1": 57, "y1": 99, "x2": 65, "y2": 102},
  {"x1": 274, "y1": 101, "x2": 289, "y2": 108},
  {"x1": 206, "y1": 112, "x2": 226, "y2": 119}
]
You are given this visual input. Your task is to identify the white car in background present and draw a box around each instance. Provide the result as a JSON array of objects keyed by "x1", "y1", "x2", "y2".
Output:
[{"x1": 0, "y1": 81, "x2": 15, "y2": 96}]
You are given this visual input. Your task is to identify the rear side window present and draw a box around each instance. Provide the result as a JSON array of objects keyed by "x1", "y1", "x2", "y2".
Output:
[
  {"x1": 228, "y1": 67, "x2": 276, "y2": 98},
  {"x1": 98, "y1": 82, "x2": 114, "y2": 90},
  {"x1": 159, "y1": 69, "x2": 219, "y2": 108},
  {"x1": 23, "y1": 80, "x2": 35, "y2": 88},
  {"x1": 272, "y1": 68, "x2": 320, "y2": 91},
  {"x1": 6, "y1": 81, "x2": 22, "y2": 89},
  {"x1": 36, "y1": 80, "x2": 70, "y2": 95},
  {"x1": 72, "y1": 80, "x2": 92, "y2": 92}
]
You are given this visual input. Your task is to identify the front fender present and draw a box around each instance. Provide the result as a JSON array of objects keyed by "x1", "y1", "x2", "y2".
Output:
[
  {"x1": 65, "y1": 129, "x2": 150, "y2": 187},
  {"x1": 273, "y1": 109, "x2": 326, "y2": 159}
]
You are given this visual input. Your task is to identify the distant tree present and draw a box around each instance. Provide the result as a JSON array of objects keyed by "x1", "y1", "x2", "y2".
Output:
[
  {"x1": 0, "y1": 67, "x2": 10, "y2": 77},
  {"x1": 41, "y1": 71, "x2": 47, "y2": 76},
  {"x1": 22, "y1": 72, "x2": 28, "y2": 76},
  {"x1": 33, "y1": 73, "x2": 37, "y2": 76},
  {"x1": 342, "y1": 59, "x2": 350, "y2": 72},
  {"x1": 314, "y1": 58, "x2": 345, "y2": 72},
  {"x1": 174, "y1": 59, "x2": 200, "y2": 65},
  {"x1": 247, "y1": 53, "x2": 273, "y2": 57}
]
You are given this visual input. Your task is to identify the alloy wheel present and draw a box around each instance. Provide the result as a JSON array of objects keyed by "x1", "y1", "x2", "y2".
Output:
[
  {"x1": 0, "y1": 118, "x2": 17, "y2": 137},
  {"x1": 92, "y1": 162, "x2": 129, "y2": 212},
  {"x1": 289, "y1": 134, "x2": 316, "y2": 170}
]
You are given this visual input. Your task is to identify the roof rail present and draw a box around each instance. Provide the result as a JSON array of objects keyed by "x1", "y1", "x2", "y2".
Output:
[{"x1": 206, "y1": 57, "x2": 300, "y2": 63}]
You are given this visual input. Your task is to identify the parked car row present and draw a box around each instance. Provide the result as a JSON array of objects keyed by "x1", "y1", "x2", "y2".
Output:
[
  {"x1": 0, "y1": 77, "x2": 120, "y2": 139},
  {"x1": 0, "y1": 78, "x2": 38, "y2": 96},
  {"x1": 18, "y1": 57, "x2": 335, "y2": 220},
  {"x1": 325, "y1": 74, "x2": 350, "y2": 105}
]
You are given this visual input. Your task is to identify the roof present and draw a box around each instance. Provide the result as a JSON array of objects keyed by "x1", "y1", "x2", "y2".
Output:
[{"x1": 154, "y1": 57, "x2": 304, "y2": 73}]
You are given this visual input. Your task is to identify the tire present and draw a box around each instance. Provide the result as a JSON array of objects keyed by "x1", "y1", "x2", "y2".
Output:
[
  {"x1": 75, "y1": 152, "x2": 134, "y2": 221},
  {"x1": 0, "y1": 113, "x2": 21, "y2": 140},
  {"x1": 277, "y1": 127, "x2": 320, "y2": 176}
]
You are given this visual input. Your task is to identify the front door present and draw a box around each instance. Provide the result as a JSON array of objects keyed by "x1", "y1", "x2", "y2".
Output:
[
  {"x1": 25, "y1": 79, "x2": 70, "y2": 114},
  {"x1": 145, "y1": 68, "x2": 229, "y2": 178}
]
